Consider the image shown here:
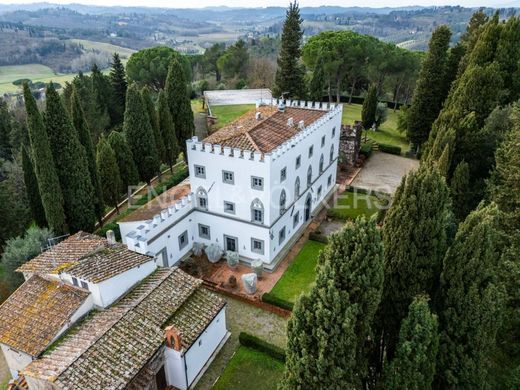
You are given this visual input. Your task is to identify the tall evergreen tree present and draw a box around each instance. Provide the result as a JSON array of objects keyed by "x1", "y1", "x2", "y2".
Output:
[
  {"x1": 361, "y1": 85, "x2": 378, "y2": 130},
  {"x1": 309, "y1": 56, "x2": 325, "y2": 101},
  {"x1": 450, "y1": 160, "x2": 470, "y2": 222},
  {"x1": 107, "y1": 131, "x2": 139, "y2": 195},
  {"x1": 436, "y1": 204, "x2": 505, "y2": 388},
  {"x1": 21, "y1": 146, "x2": 46, "y2": 227},
  {"x1": 0, "y1": 98, "x2": 13, "y2": 161},
  {"x1": 158, "y1": 90, "x2": 179, "y2": 171},
  {"x1": 376, "y1": 166, "x2": 451, "y2": 363},
  {"x1": 109, "y1": 52, "x2": 127, "y2": 123},
  {"x1": 124, "y1": 84, "x2": 160, "y2": 185},
  {"x1": 273, "y1": 1, "x2": 306, "y2": 99},
  {"x1": 71, "y1": 88, "x2": 104, "y2": 224},
  {"x1": 44, "y1": 83, "x2": 96, "y2": 232},
  {"x1": 406, "y1": 25, "x2": 452, "y2": 150},
  {"x1": 381, "y1": 295, "x2": 439, "y2": 390},
  {"x1": 164, "y1": 58, "x2": 194, "y2": 159},
  {"x1": 282, "y1": 217, "x2": 384, "y2": 388},
  {"x1": 22, "y1": 83, "x2": 67, "y2": 234},
  {"x1": 141, "y1": 87, "x2": 164, "y2": 165},
  {"x1": 96, "y1": 136, "x2": 122, "y2": 212},
  {"x1": 91, "y1": 64, "x2": 119, "y2": 127}
]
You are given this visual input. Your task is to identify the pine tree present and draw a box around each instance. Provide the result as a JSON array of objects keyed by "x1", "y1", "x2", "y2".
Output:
[
  {"x1": 158, "y1": 90, "x2": 179, "y2": 171},
  {"x1": 362, "y1": 85, "x2": 377, "y2": 130},
  {"x1": 406, "y1": 26, "x2": 452, "y2": 150},
  {"x1": 309, "y1": 56, "x2": 325, "y2": 101},
  {"x1": 96, "y1": 136, "x2": 122, "y2": 212},
  {"x1": 436, "y1": 204, "x2": 505, "y2": 388},
  {"x1": 109, "y1": 52, "x2": 127, "y2": 124},
  {"x1": 141, "y1": 87, "x2": 164, "y2": 165},
  {"x1": 107, "y1": 131, "x2": 139, "y2": 195},
  {"x1": 381, "y1": 295, "x2": 439, "y2": 390},
  {"x1": 124, "y1": 84, "x2": 160, "y2": 185},
  {"x1": 273, "y1": 2, "x2": 306, "y2": 99},
  {"x1": 282, "y1": 217, "x2": 384, "y2": 388},
  {"x1": 22, "y1": 83, "x2": 67, "y2": 234},
  {"x1": 71, "y1": 88, "x2": 104, "y2": 224},
  {"x1": 0, "y1": 98, "x2": 12, "y2": 161},
  {"x1": 376, "y1": 166, "x2": 451, "y2": 362},
  {"x1": 164, "y1": 57, "x2": 194, "y2": 159},
  {"x1": 21, "y1": 146, "x2": 46, "y2": 227},
  {"x1": 44, "y1": 83, "x2": 95, "y2": 232}
]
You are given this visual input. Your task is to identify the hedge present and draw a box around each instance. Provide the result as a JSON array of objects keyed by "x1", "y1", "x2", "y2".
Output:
[
  {"x1": 96, "y1": 221, "x2": 121, "y2": 241},
  {"x1": 261, "y1": 292, "x2": 294, "y2": 311},
  {"x1": 359, "y1": 144, "x2": 372, "y2": 157},
  {"x1": 378, "y1": 143, "x2": 402, "y2": 155},
  {"x1": 238, "y1": 332, "x2": 286, "y2": 362}
]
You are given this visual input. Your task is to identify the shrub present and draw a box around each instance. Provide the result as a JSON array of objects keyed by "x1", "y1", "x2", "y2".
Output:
[
  {"x1": 238, "y1": 332, "x2": 286, "y2": 362},
  {"x1": 360, "y1": 144, "x2": 372, "y2": 157},
  {"x1": 262, "y1": 292, "x2": 294, "y2": 311},
  {"x1": 96, "y1": 221, "x2": 121, "y2": 241},
  {"x1": 309, "y1": 231, "x2": 328, "y2": 244},
  {"x1": 378, "y1": 143, "x2": 401, "y2": 155}
]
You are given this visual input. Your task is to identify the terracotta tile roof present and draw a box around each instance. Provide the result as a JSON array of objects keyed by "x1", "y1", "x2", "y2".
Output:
[
  {"x1": 65, "y1": 243, "x2": 153, "y2": 283},
  {"x1": 204, "y1": 105, "x2": 327, "y2": 153},
  {"x1": 0, "y1": 275, "x2": 90, "y2": 356},
  {"x1": 17, "y1": 232, "x2": 105, "y2": 275},
  {"x1": 119, "y1": 178, "x2": 192, "y2": 223},
  {"x1": 24, "y1": 268, "x2": 225, "y2": 389}
]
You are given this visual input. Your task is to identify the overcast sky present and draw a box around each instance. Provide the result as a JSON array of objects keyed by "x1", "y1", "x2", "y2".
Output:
[{"x1": 0, "y1": 0, "x2": 518, "y2": 8}]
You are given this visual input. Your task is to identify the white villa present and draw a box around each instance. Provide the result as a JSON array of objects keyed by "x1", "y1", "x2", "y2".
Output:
[
  {"x1": 120, "y1": 99, "x2": 342, "y2": 271},
  {"x1": 0, "y1": 232, "x2": 228, "y2": 389}
]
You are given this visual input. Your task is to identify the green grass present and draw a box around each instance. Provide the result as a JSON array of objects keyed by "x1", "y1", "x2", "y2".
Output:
[
  {"x1": 210, "y1": 104, "x2": 254, "y2": 129},
  {"x1": 213, "y1": 346, "x2": 284, "y2": 390},
  {"x1": 67, "y1": 39, "x2": 135, "y2": 59},
  {"x1": 269, "y1": 240, "x2": 326, "y2": 304},
  {"x1": 328, "y1": 191, "x2": 380, "y2": 220},
  {"x1": 342, "y1": 103, "x2": 409, "y2": 152}
]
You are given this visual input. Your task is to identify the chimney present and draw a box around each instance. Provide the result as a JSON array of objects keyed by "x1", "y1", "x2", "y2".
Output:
[
  {"x1": 106, "y1": 230, "x2": 116, "y2": 245},
  {"x1": 298, "y1": 120, "x2": 305, "y2": 129},
  {"x1": 287, "y1": 117, "x2": 294, "y2": 127},
  {"x1": 255, "y1": 111, "x2": 262, "y2": 120},
  {"x1": 278, "y1": 101, "x2": 286, "y2": 112},
  {"x1": 164, "y1": 326, "x2": 182, "y2": 351}
]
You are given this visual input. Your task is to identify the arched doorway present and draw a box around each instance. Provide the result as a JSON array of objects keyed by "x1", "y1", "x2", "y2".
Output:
[{"x1": 304, "y1": 193, "x2": 312, "y2": 221}]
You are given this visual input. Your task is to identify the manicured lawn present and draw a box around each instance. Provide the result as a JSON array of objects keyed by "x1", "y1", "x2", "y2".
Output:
[
  {"x1": 342, "y1": 103, "x2": 409, "y2": 152},
  {"x1": 269, "y1": 240, "x2": 326, "y2": 304},
  {"x1": 210, "y1": 104, "x2": 254, "y2": 129},
  {"x1": 213, "y1": 346, "x2": 284, "y2": 390},
  {"x1": 328, "y1": 191, "x2": 380, "y2": 220}
]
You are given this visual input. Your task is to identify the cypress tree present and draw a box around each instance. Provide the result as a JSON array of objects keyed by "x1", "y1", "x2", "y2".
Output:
[
  {"x1": 377, "y1": 166, "x2": 451, "y2": 361},
  {"x1": 91, "y1": 64, "x2": 119, "y2": 127},
  {"x1": 0, "y1": 98, "x2": 12, "y2": 161},
  {"x1": 436, "y1": 204, "x2": 505, "y2": 388},
  {"x1": 109, "y1": 52, "x2": 127, "y2": 124},
  {"x1": 406, "y1": 25, "x2": 452, "y2": 150},
  {"x1": 309, "y1": 56, "x2": 325, "y2": 101},
  {"x1": 96, "y1": 136, "x2": 122, "y2": 213},
  {"x1": 21, "y1": 146, "x2": 46, "y2": 227},
  {"x1": 108, "y1": 131, "x2": 139, "y2": 195},
  {"x1": 71, "y1": 88, "x2": 104, "y2": 224},
  {"x1": 158, "y1": 90, "x2": 179, "y2": 171},
  {"x1": 450, "y1": 160, "x2": 470, "y2": 222},
  {"x1": 282, "y1": 217, "x2": 384, "y2": 388},
  {"x1": 124, "y1": 84, "x2": 160, "y2": 185},
  {"x1": 362, "y1": 85, "x2": 377, "y2": 130},
  {"x1": 381, "y1": 295, "x2": 439, "y2": 390},
  {"x1": 141, "y1": 87, "x2": 164, "y2": 165},
  {"x1": 22, "y1": 83, "x2": 67, "y2": 234},
  {"x1": 273, "y1": 1, "x2": 306, "y2": 99},
  {"x1": 44, "y1": 83, "x2": 95, "y2": 232},
  {"x1": 164, "y1": 57, "x2": 194, "y2": 159}
]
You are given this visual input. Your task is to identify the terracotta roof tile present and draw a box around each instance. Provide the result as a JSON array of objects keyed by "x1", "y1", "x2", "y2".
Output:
[
  {"x1": 204, "y1": 106, "x2": 327, "y2": 153},
  {"x1": 0, "y1": 275, "x2": 90, "y2": 356}
]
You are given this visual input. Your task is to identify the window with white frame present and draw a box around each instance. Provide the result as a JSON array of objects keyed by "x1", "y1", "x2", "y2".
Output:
[
  {"x1": 224, "y1": 201, "x2": 235, "y2": 214},
  {"x1": 194, "y1": 165, "x2": 206, "y2": 178},
  {"x1": 308, "y1": 145, "x2": 314, "y2": 158},
  {"x1": 251, "y1": 198, "x2": 264, "y2": 223},
  {"x1": 280, "y1": 190, "x2": 287, "y2": 215},
  {"x1": 251, "y1": 176, "x2": 264, "y2": 190},
  {"x1": 80, "y1": 281, "x2": 88, "y2": 290},
  {"x1": 321, "y1": 135, "x2": 325, "y2": 147},
  {"x1": 319, "y1": 154, "x2": 324, "y2": 173},
  {"x1": 307, "y1": 166, "x2": 312, "y2": 187},
  {"x1": 328, "y1": 174, "x2": 333, "y2": 187},
  {"x1": 293, "y1": 211, "x2": 300, "y2": 228},
  {"x1": 251, "y1": 238, "x2": 264, "y2": 254},
  {"x1": 280, "y1": 167, "x2": 287, "y2": 182},
  {"x1": 332, "y1": 126, "x2": 336, "y2": 138},
  {"x1": 279, "y1": 226, "x2": 286, "y2": 244},
  {"x1": 178, "y1": 230, "x2": 188, "y2": 250},
  {"x1": 222, "y1": 170, "x2": 234, "y2": 184},
  {"x1": 294, "y1": 176, "x2": 300, "y2": 198},
  {"x1": 317, "y1": 185, "x2": 322, "y2": 199},
  {"x1": 196, "y1": 187, "x2": 208, "y2": 209},
  {"x1": 199, "y1": 224, "x2": 210, "y2": 239},
  {"x1": 330, "y1": 144, "x2": 334, "y2": 164},
  {"x1": 295, "y1": 155, "x2": 301, "y2": 169},
  {"x1": 72, "y1": 277, "x2": 79, "y2": 287}
]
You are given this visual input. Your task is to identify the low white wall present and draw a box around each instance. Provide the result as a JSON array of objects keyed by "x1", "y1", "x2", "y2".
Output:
[
  {"x1": 1, "y1": 344, "x2": 33, "y2": 379},
  {"x1": 164, "y1": 347, "x2": 187, "y2": 390}
]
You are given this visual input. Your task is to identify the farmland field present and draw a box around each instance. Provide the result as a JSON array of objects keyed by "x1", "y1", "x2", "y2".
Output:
[{"x1": 67, "y1": 39, "x2": 136, "y2": 59}]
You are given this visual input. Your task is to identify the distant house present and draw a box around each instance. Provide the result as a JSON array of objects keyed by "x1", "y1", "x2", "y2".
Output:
[
  {"x1": 120, "y1": 99, "x2": 342, "y2": 271},
  {"x1": 0, "y1": 232, "x2": 228, "y2": 389}
]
